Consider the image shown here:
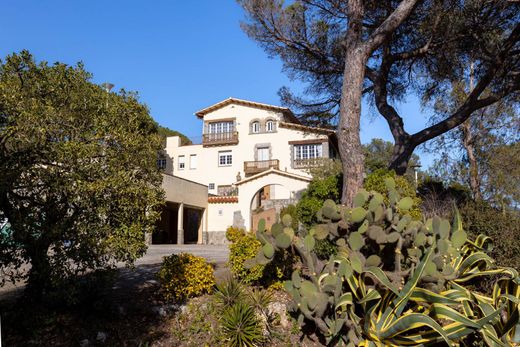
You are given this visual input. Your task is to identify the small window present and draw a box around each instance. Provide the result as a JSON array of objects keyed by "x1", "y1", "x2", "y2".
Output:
[
  {"x1": 209, "y1": 183, "x2": 215, "y2": 190},
  {"x1": 178, "y1": 155, "x2": 185, "y2": 170},
  {"x1": 190, "y1": 154, "x2": 197, "y2": 169},
  {"x1": 157, "y1": 158, "x2": 167, "y2": 170},
  {"x1": 266, "y1": 120, "x2": 275, "y2": 132},
  {"x1": 251, "y1": 121, "x2": 260, "y2": 133},
  {"x1": 218, "y1": 151, "x2": 232, "y2": 166}
]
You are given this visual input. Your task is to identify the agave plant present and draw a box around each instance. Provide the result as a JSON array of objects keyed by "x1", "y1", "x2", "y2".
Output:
[
  {"x1": 221, "y1": 301, "x2": 264, "y2": 347},
  {"x1": 248, "y1": 178, "x2": 520, "y2": 346}
]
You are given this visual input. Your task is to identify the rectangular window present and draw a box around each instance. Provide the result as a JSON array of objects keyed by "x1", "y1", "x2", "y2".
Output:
[
  {"x1": 294, "y1": 143, "x2": 322, "y2": 160},
  {"x1": 190, "y1": 154, "x2": 197, "y2": 169},
  {"x1": 178, "y1": 155, "x2": 185, "y2": 170},
  {"x1": 208, "y1": 121, "x2": 234, "y2": 134},
  {"x1": 157, "y1": 158, "x2": 167, "y2": 170},
  {"x1": 209, "y1": 183, "x2": 215, "y2": 190},
  {"x1": 218, "y1": 151, "x2": 232, "y2": 166}
]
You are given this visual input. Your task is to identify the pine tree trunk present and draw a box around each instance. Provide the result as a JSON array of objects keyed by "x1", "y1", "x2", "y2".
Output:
[{"x1": 339, "y1": 0, "x2": 366, "y2": 207}]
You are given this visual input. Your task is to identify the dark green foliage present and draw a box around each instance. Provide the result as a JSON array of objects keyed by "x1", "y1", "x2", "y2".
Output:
[
  {"x1": 314, "y1": 238, "x2": 338, "y2": 260},
  {"x1": 296, "y1": 174, "x2": 342, "y2": 227},
  {"x1": 460, "y1": 200, "x2": 520, "y2": 270},
  {"x1": 0, "y1": 51, "x2": 164, "y2": 299},
  {"x1": 156, "y1": 125, "x2": 192, "y2": 146},
  {"x1": 363, "y1": 138, "x2": 421, "y2": 180}
]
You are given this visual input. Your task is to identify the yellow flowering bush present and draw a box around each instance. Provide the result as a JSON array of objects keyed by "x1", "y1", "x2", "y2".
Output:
[
  {"x1": 158, "y1": 253, "x2": 215, "y2": 302},
  {"x1": 227, "y1": 226, "x2": 295, "y2": 287}
]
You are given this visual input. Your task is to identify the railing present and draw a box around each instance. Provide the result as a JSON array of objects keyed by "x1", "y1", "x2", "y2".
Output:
[
  {"x1": 244, "y1": 159, "x2": 280, "y2": 176},
  {"x1": 293, "y1": 158, "x2": 323, "y2": 169},
  {"x1": 217, "y1": 185, "x2": 239, "y2": 196},
  {"x1": 202, "y1": 131, "x2": 239, "y2": 146}
]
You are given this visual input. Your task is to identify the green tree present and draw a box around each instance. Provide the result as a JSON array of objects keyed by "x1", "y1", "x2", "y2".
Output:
[
  {"x1": 0, "y1": 51, "x2": 164, "y2": 299},
  {"x1": 157, "y1": 125, "x2": 192, "y2": 146},
  {"x1": 239, "y1": 0, "x2": 519, "y2": 205},
  {"x1": 363, "y1": 138, "x2": 421, "y2": 181}
]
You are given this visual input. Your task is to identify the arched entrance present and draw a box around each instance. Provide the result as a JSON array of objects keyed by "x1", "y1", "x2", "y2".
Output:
[
  {"x1": 235, "y1": 168, "x2": 311, "y2": 231},
  {"x1": 250, "y1": 184, "x2": 292, "y2": 232}
]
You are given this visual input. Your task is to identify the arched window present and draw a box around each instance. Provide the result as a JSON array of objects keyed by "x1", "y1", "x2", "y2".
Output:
[
  {"x1": 266, "y1": 120, "x2": 275, "y2": 132},
  {"x1": 251, "y1": 121, "x2": 260, "y2": 133}
]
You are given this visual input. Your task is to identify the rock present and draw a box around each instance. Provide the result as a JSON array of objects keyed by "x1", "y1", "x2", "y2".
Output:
[
  {"x1": 151, "y1": 305, "x2": 167, "y2": 317},
  {"x1": 96, "y1": 332, "x2": 107, "y2": 343},
  {"x1": 79, "y1": 339, "x2": 90, "y2": 347},
  {"x1": 268, "y1": 302, "x2": 291, "y2": 330}
]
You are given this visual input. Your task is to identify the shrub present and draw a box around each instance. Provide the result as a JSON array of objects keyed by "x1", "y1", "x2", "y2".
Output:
[
  {"x1": 460, "y1": 200, "x2": 520, "y2": 270},
  {"x1": 296, "y1": 174, "x2": 342, "y2": 227},
  {"x1": 226, "y1": 226, "x2": 246, "y2": 244},
  {"x1": 157, "y1": 253, "x2": 215, "y2": 302},
  {"x1": 249, "y1": 179, "x2": 520, "y2": 346},
  {"x1": 364, "y1": 168, "x2": 422, "y2": 220},
  {"x1": 228, "y1": 230, "x2": 264, "y2": 284},
  {"x1": 227, "y1": 225, "x2": 295, "y2": 287}
]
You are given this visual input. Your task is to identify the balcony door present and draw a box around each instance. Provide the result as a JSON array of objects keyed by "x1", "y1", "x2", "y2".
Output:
[{"x1": 257, "y1": 147, "x2": 269, "y2": 162}]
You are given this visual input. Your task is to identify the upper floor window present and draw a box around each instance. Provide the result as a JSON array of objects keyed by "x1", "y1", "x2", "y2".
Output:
[
  {"x1": 208, "y1": 121, "x2": 234, "y2": 134},
  {"x1": 266, "y1": 120, "x2": 275, "y2": 132},
  {"x1": 178, "y1": 155, "x2": 185, "y2": 170},
  {"x1": 294, "y1": 143, "x2": 322, "y2": 160},
  {"x1": 189, "y1": 154, "x2": 197, "y2": 169},
  {"x1": 157, "y1": 158, "x2": 167, "y2": 170},
  {"x1": 251, "y1": 121, "x2": 260, "y2": 133},
  {"x1": 218, "y1": 150, "x2": 233, "y2": 166}
]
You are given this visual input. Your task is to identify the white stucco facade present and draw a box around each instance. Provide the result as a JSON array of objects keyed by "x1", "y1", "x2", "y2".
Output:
[{"x1": 162, "y1": 98, "x2": 335, "y2": 244}]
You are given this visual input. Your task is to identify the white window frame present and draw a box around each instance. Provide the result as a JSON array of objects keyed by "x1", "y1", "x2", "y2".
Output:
[
  {"x1": 251, "y1": 121, "x2": 260, "y2": 133},
  {"x1": 266, "y1": 120, "x2": 275, "y2": 132},
  {"x1": 208, "y1": 121, "x2": 234, "y2": 134},
  {"x1": 189, "y1": 154, "x2": 197, "y2": 169},
  {"x1": 178, "y1": 155, "x2": 185, "y2": 170},
  {"x1": 218, "y1": 151, "x2": 233, "y2": 166},
  {"x1": 294, "y1": 143, "x2": 323, "y2": 160}
]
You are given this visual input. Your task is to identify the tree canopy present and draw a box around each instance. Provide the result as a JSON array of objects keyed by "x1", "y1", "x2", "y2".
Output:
[
  {"x1": 0, "y1": 51, "x2": 164, "y2": 298},
  {"x1": 157, "y1": 125, "x2": 192, "y2": 146},
  {"x1": 239, "y1": 0, "x2": 519, "y2": 198}
]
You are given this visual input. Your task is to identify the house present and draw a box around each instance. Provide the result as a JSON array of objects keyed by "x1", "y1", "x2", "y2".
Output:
[{"x1": 157, "y1": 98, "x2": 336, "y2": 244}]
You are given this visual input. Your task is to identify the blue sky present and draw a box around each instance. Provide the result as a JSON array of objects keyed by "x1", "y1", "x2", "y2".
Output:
[{"x1": 1, "y1": 0, "x2": 433, "y2": 167}]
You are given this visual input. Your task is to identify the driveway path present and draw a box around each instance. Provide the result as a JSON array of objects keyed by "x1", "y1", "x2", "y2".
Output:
[{"x1": 0, "y1": 245, "x2": 230, "y2": 301}]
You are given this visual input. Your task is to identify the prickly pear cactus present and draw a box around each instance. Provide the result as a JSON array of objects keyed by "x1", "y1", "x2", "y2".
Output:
[{"x1": 249, "y1": 178, "x2": 520, "y2": 346}]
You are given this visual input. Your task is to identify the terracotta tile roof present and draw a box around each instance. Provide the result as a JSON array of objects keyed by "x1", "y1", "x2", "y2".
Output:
[{"x1": 208, "y1": 196, "x2": 239, "y2": 204}]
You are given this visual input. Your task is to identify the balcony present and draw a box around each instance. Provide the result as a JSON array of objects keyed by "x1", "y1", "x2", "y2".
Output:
[
  {"x1": 202, "y1": 131, "x2": 239, "y2": 147},
  {"x1": 244, "y1": 159, "x2": 280, "y2": 177}
]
